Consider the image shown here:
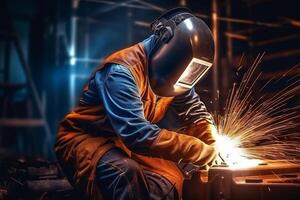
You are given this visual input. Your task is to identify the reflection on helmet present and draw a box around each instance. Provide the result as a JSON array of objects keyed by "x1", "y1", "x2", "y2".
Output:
[
  {"x1": 148, "y1": 7, "x2": 215, "y2": 97},
  {"x1": 175, "y1": 58, "x2": 213, "y2": 89}
]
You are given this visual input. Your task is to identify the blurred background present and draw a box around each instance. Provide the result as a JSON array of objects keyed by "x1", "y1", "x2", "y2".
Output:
[{"x1": 0, "y1": 0, "x2": 299, "y2": 160}]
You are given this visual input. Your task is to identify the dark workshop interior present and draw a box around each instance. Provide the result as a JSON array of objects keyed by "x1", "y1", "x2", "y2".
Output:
[{"x1": 0, "y1": 0, "x2": 300, "y2": 200}]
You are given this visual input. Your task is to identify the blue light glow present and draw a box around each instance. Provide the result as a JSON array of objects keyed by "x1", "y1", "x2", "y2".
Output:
[{"x1": 70, "y1": 57, "x2": 76, "y2": 66}]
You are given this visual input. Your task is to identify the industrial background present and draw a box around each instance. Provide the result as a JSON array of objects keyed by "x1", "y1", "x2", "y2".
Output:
[{"x1": 0, "y1": 0, "x2": 299, "y2": 199}]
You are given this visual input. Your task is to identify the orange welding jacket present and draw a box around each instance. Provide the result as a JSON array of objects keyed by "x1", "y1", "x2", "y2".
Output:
[{"x1": 55, "y1": 42, "x2": 216, "y2": 200}]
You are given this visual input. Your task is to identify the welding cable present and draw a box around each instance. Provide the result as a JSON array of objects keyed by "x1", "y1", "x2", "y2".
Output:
[{"x1": 160, "y1": 182, "x2": 177, "y2": 200}]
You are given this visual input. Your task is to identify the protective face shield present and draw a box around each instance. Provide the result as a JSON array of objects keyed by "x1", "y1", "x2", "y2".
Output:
[{"x1": 148, "y1": 8, "x2": 215, "y2": 97}]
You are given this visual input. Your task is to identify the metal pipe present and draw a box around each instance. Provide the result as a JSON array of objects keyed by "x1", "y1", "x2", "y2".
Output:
[
  {"x1": 134, "y1": 15, "x2": 281, "y2": 28},
  {"x1": 73, "y1": 57, "x2": 102, "y2": 63},
  {"x1": 80, "y1": 0, "x2": 160, "y2": 11},
  {"x1": 223, "y1": 0, "x2": 233, "y2": 111},
  {"x1": 226, "y1": 0, "x2": 233, "y2": 63},
  {"x1": 252, "y1": 34, "x2": 300, "y2": 47},
  {"x1": 211, "y1": 0, "x2": 220, "y2": 112},
  {"x1": 195, "y1": 12, "x2": 281, "y2": 27},
  {"x1": 263, "y1": 49, "x2": 300, "y2": 61},
  {"x1": 133, "y1": 0, "x2": 164, "y2": 12},
  {"x1": 217, "y1": 15, "x2": 281, "y2": 27},
  {"x1": 13, "y1": 34, "x2": 52, "y2": 156},
  {"x1": 89, "y1": 0, "x2": 136, "y2": 16},
  {"x1": 69, "y1": 16, "x2": 77, "y2": 66},
  {"x1": 134, "y1": 20, "x2": 149, "y2": 27},
  {"x1": 224, "y1": 32, "x2": 249, "y2": 40},
  {"x1": 84, "y1": 18, "x2": 90, "y2": 68},
  {"x1": 81, "y1": 0, "x2": 282, "y2": 27}
]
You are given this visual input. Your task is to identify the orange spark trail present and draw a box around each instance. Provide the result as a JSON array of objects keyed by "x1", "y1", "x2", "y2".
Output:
[{"x1": 213, "y1": 53, "x2": 300, "y2": 168}]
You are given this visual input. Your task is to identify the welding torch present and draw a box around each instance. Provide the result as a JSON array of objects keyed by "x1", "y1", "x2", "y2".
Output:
[{"x1": 178, "y1": 153, "x2": 227, "y2": 179}]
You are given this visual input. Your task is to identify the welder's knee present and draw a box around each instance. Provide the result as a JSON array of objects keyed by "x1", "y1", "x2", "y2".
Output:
[
  {"x1": 96, "y1": 148, "x2": 145, "y2": 183},
  {"x1": 120, "y1": 158, "x2": 144, "y2": 180},
  {"x1": 96, "y1": 149, "x2": 150, "y2": 199}
]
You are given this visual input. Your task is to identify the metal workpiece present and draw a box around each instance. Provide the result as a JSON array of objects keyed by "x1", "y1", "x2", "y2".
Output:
[{"x1": 203, "y1": 162, "x2": 300, "y2": 200}]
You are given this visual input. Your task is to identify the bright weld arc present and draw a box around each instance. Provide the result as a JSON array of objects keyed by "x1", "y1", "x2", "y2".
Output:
[{"x1": 212, "y1": 53, "x2": 300, "y2": 169}]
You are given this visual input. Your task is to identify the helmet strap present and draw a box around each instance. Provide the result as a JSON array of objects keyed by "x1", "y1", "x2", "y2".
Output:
[{"x1": 149, "y1": 13, "x2": 194, "y2": 61}]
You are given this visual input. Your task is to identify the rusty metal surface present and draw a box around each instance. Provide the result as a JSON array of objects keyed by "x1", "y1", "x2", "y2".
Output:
[
  {"x1": 183, "y1": 161, "x2": 300, "y2": 200},
  {"x1": 208, "y1": 161, "x2": 300, "y2": 200}
]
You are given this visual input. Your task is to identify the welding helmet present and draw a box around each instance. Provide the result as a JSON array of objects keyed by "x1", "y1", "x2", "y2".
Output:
[{"x1": 148, "y1": 7, "x2": 215, "y2": 96}]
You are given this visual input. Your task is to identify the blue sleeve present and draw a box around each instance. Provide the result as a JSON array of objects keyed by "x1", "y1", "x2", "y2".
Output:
[
  {"x1": 171, "y1": 88, "x2": 214, "y2": 127},
  {"x1": 95, "y1": 64, "x2": 160, "y2": 153}
]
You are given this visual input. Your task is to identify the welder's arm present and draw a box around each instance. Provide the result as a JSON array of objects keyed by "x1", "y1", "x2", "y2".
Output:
[
  {"x1": 171, "y1": 89, "x2": 217, "y2": 145},
  {"x1": 95, "y1": 64, "x2": 216, "y2": 166}
]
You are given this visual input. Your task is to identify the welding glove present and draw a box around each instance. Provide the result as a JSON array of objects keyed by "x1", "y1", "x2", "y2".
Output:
[
  {"x1": 175, "y1": 120, "x2": 218, "y2": 177},
  {"x1": 177, "y1": 144, "x2": 216, "y2": 179},
  {"x1": 149, "y1": 129, "x2": 217, "y2": 167},
  {"x1": 183, "y1": 119, "x2": 217, "y2": 146}
]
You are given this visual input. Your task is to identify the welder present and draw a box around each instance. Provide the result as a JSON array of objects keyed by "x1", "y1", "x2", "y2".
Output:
[{"x1": 55, "y1": 7, "x2": 217, "y2": 200}]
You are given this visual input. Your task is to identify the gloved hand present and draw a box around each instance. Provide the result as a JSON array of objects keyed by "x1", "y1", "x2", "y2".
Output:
[
  {"x1": 175, "y1": 120, "x2": 218, "y2": 178},
  {"x1": 177, "y1": 143, "x2": 216, "y2": 179},
  {"x1": 183, "y1": 120, "x2": 218, "y2": 145},
  {"x1": 148, "y1": 129, "x2": 217, "y2": 168},
  {"x1": 193, "y1": 142, "x2": 217, "y2": 166},
  {"x1": 183, "y1": 120, "x2": 219, "y2": 166}
]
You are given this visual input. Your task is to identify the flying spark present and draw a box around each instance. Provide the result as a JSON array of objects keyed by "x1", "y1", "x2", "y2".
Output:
[{"x1": 213, "y1": 53, "x2": 300, "y2": 169}]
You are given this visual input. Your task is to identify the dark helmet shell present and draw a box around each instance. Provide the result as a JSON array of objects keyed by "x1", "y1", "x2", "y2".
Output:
[{"x1": 148, "y1": 11, "x2": 215, "y2": 97}]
